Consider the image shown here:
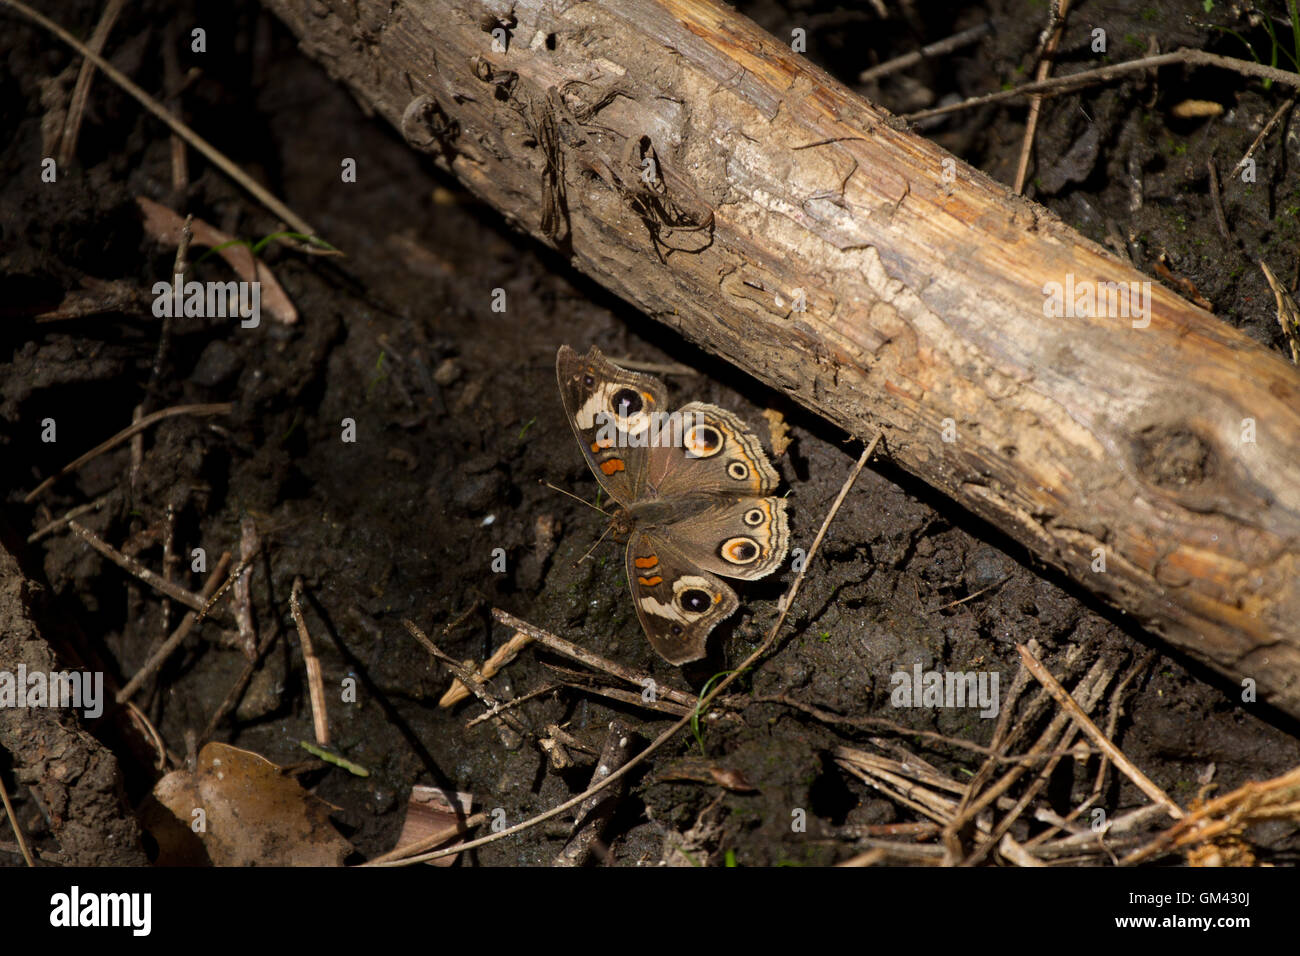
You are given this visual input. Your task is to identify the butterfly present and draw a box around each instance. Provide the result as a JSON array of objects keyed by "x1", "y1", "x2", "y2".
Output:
[{"x1": 556, "y1": 345, "x2": 790, "y2": 664}]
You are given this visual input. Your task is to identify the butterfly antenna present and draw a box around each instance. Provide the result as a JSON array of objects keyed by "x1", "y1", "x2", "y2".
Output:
[
  {"x1": 574, "y1": 523, "x2": 613, "y2": 566},
  {"x1": 541, "y1": 480, "x2": 611, "y2": 517}
]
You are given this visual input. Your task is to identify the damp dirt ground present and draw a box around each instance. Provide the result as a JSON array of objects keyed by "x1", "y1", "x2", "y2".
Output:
[{"x1": 1, "y1": 0, "x2": 1298, "y2": 866}]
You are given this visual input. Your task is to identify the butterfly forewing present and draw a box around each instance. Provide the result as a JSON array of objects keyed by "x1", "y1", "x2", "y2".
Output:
[{"x1": 556, "y1": 344, "x2": 669, "y2": 504}]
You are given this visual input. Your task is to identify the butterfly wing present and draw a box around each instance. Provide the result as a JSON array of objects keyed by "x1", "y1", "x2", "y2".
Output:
[
  {"x1": 649, "y1": 495, "x2": 790, "y2": 581},
  {"x1": 626, "y1": 531, "x2": 738, "y2": 664},
  {"x1": 556, "y1": 345, "x2": 669, "y2": 505},
  {"x1": 646, "y1": 402, "x2": 781, "y2": 498}
]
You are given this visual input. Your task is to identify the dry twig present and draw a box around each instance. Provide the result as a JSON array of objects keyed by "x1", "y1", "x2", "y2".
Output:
[
  {"x1": 1, "y1": 0, "x2": 318, "y2": 237},
  {"x1": 24, "y1": 402, "x2": 233, "y2": 503},
  {"x1": 116, "y1": 550, "x2": 233, "y2": 704},
  {"x1": 291, "y1": 577, "x2": 330, "y2": 746},
  {"x1": 1018, "y1": 644, "x2": 1183, "y2": 820},
  {"x1": 0, "y1": 773, "x2": 33, "y2": 867},
  {"x1": 907, "y1": 48, "x2": 1300, "y2": 122}
]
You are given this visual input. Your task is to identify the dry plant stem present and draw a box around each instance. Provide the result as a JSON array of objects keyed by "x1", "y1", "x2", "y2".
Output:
[
  {"x1": 363, "y1": 813, "x2": 487, "y2": 866},
  {"x1": 838, "y1": 822, "x2": 941, "y2": 839},
  {"x1": 70, "y1": 520, "x2": 209, "y2": 613},
  {"x1": 196, "y1": 551, "x2": 258, "y2": 624},
  {"x1": 464, "y1": 683, "x2": 560, "y2": 729},
  {"x1": 857, "y1": 21, "x2": 993, "y2": 83},
  {"x1": 837, "y1": 752, "x2": 991, "y2": 831},
  {"x1": 161, "y1": 503, "x2": 176, "y2": 637},
  {"x1": 491, "y1": 609, "x2": 696, "y2": 708},
  {"x1": 0, "y1": 772, "x2": 34, "y2": 867},
  {"x1": 24, "y1": 402, "x2": 233, "y2": 503},
  {"x1": 839, "y1": 839, "x2": 945, "y2": 862},
  {"x1": 129, "y1": 405, "x2": 143, "y2": 495},
  {"x1": 1024, "y1": 649, "x2": 1157, "y2": 848},
  {"x1": 200, "y1": 615, "x2": 280, "y2": 742},
  {"x1": 944, "y1": 654, "x2": 1104, "y2": 857},
  {"x1": 554, "y1": 719, "x2": 634, "y2": 866},
  {"x1": 291, "y1": 577, "x2": 330, "y2": 746},
  {"x1": 838, "y1": 747, "x2": 970, "y2": 801},
  {"x1": 1120, "y1": 765, "x2": 1300, "y2": 866},
  {"x1": 965, "y1": 722, "x2": 1083, "y2": 866},
  {"x1": 1034, "y1": 803, "x2": 1171, "y2": 858},
  {"x1": 950, "y1": 656, "x2": 1036, "y2": 820},
  {"x1": 925, "y1": 575, "x2": 1008, "y2": 612},
  {"x1": 124, "y1": 700, "x2": 170, "y2": 770},
  {"x1": 404, "y1": 621, "x2": 527, "y2": 738},
  {"x1": 1014, "y1": 0, "x2": 1071, "y2": 195},
  {"x1": 0, "y1": 0, "x2": 318, "y2": 238},
  {"x1": 441, "y1": 596, "x2": 484, "y2": 636},
  {"x1": 906, "y1": 48, "x2": 1300, "y2": 122},
  {"x1": 561, "y1": 682, "x2": 692, "y2": 718},
  {"x1": 26, "y1": 493, "x2": 111, "y2": 542},
  {"x1": 1206, "y1": 159, "x2": 1232, "y2": 244},
  {"x1": 836, "y1": 848, "x2": 889, "y2": 867},
  {"x1": 1235, "y1": 95, "x2": 1297, "y2": 172},
  {"x1": 998, "y1": 833, "x2": 1047, "y2": 867},
  {"x1": 1260, "y1": 260, "x2": 1300, "y2": 365},
  {"x1": 161, "y1": 18, "x2": 190, "y2": 192},
  {"x1": 147, "y1": 216, "x2": 191, "y2": 405},
  {"x1": 55, "y1": 0, "x2": 124, "y2": 167},
  {"x1": 116, "y1": 550, "x2": 233, "y2": 704},
  {"x1": 416, "y1": 435, "x2": 879, "y2": 862},
  {"x1": 758, "y1": 694, "x2": 997, "y2": 756},
  {"x1": 1018, "y1": 644, "x2": 1183, "y2": 820},
  {"x1": 960, "y1": 655, "x2": 1120, "y2": 865},
  {"x1": 439, "y1": 630, "x2": 535, "y2": 707},
  {"x1": 234, "y1": 517, "x2": 260, "y2": 660}
]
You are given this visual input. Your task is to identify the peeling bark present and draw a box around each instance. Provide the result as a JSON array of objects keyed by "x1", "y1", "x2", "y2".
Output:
[{"x1": 0, "y1": 535, "x2": 145, "y2": 865}]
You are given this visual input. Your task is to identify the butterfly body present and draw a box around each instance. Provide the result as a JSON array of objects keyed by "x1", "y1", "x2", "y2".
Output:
[{"x1": 557, "y1": 345, "x2": 790, "y2": 664}]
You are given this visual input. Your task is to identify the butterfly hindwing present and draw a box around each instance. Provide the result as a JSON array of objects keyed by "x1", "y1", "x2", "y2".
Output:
[
  {"x1": 626, "y1": 531, "x2": 739, "y2": 665},
  {"x1": 647, "y1": 495, "x2": 790, "y2": 581}
]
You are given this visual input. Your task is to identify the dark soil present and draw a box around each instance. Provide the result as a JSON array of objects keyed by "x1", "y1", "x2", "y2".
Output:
[{"x1": 2, "y1": 0, "x2": 1298, "y2": 866}]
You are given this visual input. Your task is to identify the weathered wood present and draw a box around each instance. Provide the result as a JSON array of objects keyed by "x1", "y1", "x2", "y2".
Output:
[
  {"x1": 264, "y1": 0, "x2": 1300, "y2": 718},
  {"x1": 0, "y1": 537, "x2": 145, "y2": 864}
]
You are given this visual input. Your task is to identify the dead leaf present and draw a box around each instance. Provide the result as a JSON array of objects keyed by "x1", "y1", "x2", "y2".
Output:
[
  {"x1": 389, "y1": 787, "x2": 477, "y2": 866},
  {"x1": 34, "y1": 277, "x2": 147, "y2": 321},
  {"x1": 148, "y1": 742, "x2": 352, "y2": 866},
  {"x1": 136, "y1": 196, "x2": 298, "y2": 324}
]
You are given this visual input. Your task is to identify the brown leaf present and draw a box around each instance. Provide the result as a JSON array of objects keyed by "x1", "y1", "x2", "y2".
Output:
[
  {"x1": 136, "y1": 196, "x2": 298, "y2": 324},
  {"x1": 389, "y1": 786, "x2": 477, "y2": 866},
  {"x1": 148, "y1": 742, "x2": 352, "y2": 866}
]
